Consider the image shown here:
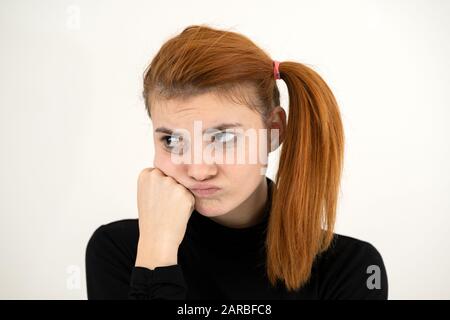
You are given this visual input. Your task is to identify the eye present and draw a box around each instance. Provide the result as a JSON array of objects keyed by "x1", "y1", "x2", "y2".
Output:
[
  {"x1": 212, "y1": 131, "x2": 236, "y2": 144},
  {"x1": 160, "y1": 135, "x2": 185, "y2": 153}
]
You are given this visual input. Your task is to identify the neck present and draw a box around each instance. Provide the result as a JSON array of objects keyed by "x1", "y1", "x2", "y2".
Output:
[{"x1": 209, "y1": 176, "x2": 268, "y2": 229}]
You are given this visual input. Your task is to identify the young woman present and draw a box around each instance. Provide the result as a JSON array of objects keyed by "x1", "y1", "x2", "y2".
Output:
[{"x1": 86, "y1": 25, "x2": 388, "y2": 300}]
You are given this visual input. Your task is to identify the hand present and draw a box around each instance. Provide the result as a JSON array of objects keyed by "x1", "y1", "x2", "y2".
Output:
[{"x1": 135, "y1": 167, "x2": 195, "y2": 269}]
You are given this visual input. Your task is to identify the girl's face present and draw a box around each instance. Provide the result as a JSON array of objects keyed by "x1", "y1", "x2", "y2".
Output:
[{"x1": 150, "y1": 91, "x2": 283, "y2": 217}]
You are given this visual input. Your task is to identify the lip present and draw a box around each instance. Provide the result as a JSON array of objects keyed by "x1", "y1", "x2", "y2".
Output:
[
  {"x1": 189, "y1": 187, "x2": 221, "y2": 197},
  {"x1": 189, "y1": 183, "x2": 220, "y2": 189}
]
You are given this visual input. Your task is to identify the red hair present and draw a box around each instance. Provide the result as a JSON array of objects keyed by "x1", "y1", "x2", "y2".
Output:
[{"x1": 142, "y1": 24, "x2": 345, "y2": 291}]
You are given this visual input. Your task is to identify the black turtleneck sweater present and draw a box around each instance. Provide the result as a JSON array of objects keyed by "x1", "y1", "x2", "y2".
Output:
[{"x1": 85, "y1": 177, "x2": 388, "y2": 300}]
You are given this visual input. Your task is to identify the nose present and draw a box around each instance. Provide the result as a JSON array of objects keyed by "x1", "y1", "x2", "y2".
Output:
[{"x1": 187, "y1": 162, "x2": 218, "y2": 181}]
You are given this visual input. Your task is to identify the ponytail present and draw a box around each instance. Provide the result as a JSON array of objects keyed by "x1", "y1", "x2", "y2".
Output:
[{"x1": 266, "y1": 61, "x2": 345, "y2": 291}]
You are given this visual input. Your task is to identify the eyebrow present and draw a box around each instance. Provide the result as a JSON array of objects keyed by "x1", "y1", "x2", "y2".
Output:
[{"x1": 155, "y1": 122, "x2": 243, "y2": 134}]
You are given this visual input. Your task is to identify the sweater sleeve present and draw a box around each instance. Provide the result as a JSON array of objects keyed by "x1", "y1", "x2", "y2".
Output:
[
  {"x1": 85, "y1": 222, "x2": 188, "y2": 300},
  {"x1": 128, "y1": 265, "x2": 188, "y2": 299}
]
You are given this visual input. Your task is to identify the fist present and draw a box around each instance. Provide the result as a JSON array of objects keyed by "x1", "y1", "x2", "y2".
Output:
[{"x1": 135, "y1": 168, "x2": 195, "y2": 269}]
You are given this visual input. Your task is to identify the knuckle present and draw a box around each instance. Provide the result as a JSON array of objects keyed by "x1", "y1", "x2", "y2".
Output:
[
  {"x1": 139, "y1": 167, "x2": 152, "y2": 176},
  {"x1": 173, "y1": 184, "x2": 185, "y2": 194},
  {"x1": 138, "y1": 167, "x2": 155, "y2": 183}
]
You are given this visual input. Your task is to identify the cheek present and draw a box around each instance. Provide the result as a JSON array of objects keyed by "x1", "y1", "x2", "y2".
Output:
[
  {"x1": 257, "y1": 130, "x2": 271, "y2": 164},
  {"x1": 223, "y1": 163, "x2": 262, "y2": 185},
  {"x1": 236, "y1": 132, "x2": 269, "y2": 166},
  {"x1": 218, "y1": 165, "x2": 262, "y2": 205},
  {"x1": 154, "y1": 151, "x2": 179, "y2": 176}
]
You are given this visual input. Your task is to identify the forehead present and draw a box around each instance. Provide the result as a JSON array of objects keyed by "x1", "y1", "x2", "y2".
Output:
[{"x1": 150, "y1": 92, "x2": 262, "y2": 130}]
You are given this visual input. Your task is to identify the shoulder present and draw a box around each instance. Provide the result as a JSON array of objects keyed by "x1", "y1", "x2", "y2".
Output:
[
  {"x1": 315, "y1": 233, "x2": 388, "y2": 299},
  {"x1": 321, "y1": 233, "x2": 385, "y2": 265},
  {"x1": 86, "y1": 219, "x2": 139, "y2": 263},
  {"x1": 85, "y1": 219, "x2": 140, "y2": 299}
]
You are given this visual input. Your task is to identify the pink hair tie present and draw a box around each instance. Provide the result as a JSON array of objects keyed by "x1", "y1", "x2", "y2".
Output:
[{"x1": 273, "y1": 60, "x2": 281, "y2": 80}]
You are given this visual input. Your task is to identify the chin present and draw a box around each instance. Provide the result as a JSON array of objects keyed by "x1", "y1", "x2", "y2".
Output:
[{"x1": 194, "y1": 202, "x2": 229, "y2": 217}]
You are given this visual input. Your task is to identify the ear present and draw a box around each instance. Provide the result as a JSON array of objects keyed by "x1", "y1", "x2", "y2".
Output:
[{"x1": 266, "y1": 106, "x2": 286, "y2": 152}]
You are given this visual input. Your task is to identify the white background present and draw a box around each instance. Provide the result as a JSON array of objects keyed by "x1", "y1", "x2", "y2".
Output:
[{"x1": 1, "y1": 0, "x2": 449, "y2": 299}]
